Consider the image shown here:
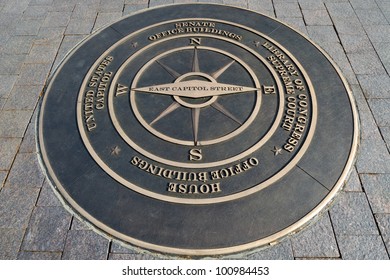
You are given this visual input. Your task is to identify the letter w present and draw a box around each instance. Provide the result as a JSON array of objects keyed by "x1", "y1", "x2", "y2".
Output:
[{"x1": 116, "y1": 83, "x2": 129, "y2": 96}]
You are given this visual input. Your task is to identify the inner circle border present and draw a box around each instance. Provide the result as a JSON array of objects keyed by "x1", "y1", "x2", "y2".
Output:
[
  {"x1": 37, "y1": 4, "x2": 359, "y2": 256},
  {"x1": 127, "y1": 45, "x2": 262, "y2": 147}
]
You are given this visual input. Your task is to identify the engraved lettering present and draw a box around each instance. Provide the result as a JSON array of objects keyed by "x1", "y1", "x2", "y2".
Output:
[
  {"x1": 116, "y1": 83, "x2": 129, "y2": 96},
  {"x1": 148, "y1": 21, "x2": 242, "y2": 42},
  {"x1": 189, "y1": 37, "x2": 202, "y2": 45},
  {"x1": 167, "y1": 182, "x2": 221, "y2": 195},
  {"x1": 189, "y1": 148, "x2": 202, "y2": 161},
  {"x1": 263, "y1": 85, "x2": 276, "y2": 94},
  {"x1": 131, "y1": 156, "x2": 259, "y2": 188}
]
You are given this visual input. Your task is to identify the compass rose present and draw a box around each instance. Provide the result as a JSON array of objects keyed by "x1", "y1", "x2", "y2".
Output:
[{"x1": 130, "y1": 46, "x2": 261, "y2": 146}]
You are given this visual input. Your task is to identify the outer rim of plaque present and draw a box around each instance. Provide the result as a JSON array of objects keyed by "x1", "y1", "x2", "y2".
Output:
[{"x1": 37, "y1": 3, "x2": 360, "y2": 257}]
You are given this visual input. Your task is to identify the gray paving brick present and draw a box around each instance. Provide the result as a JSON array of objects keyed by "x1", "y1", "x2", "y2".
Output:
[
  {"x1": 382, "y1": 235, "x2": 390, "y2": 256},
  {"x1": 348, "y1": 51, "x2": 386, "y2": 75},
  {"x1": 22, "y1": 5, "x2": 50, "y2": 19},
  {"x1": 326, "y1": 2, "x2": 355, "y2": 18},
  {"x1": 42, "y1": 12, "x2": 72, "y2": 28},
  {"x1": 358, "y1": 105, "x2": 382, "y2": 140},
  {"x1": 199, "y1": 0, "x2": 223, "y2": 3},
  {"x1": 14, "y1": 19, "x2": 43, "y2": 36},
  {"x1": 0, "y1": 187, "x2": 39, "y2": 228},
  {"x1": 380, "y1": 126, "x2": 390, "y2": 150},
  {"x1": 34, "y1": 27, "x2": 65, "y2": 46},
  {"x1": 344, "y1": 167, "x2": 362, "y2": 192},
  {"x1": 0, "y1": 228, "x2": 26, "y2": 259},
  {"x1": 0, "y1": 30, "x2": 11, "y2": 50},
  {"x1": 273, "y1": 0, "x2": 298, "y2": 2},
  {"x1": 248, "y1": 0, "x2": 273, "y2": 12},
  {"x1": 351, "y1": 81, "x2": 367, "y2": 100},
  {"x1": 331, "y1": 17, "x2": 365, "y2": 35},
  {"x1": 0, "y1": 12, "x2": 22, "y2": 27},
  {"x1": 0, "y1": 110, "x2": 32, "y2": 137},
  {"x1": 62, "y1": 230, "x2": 109, "y2": 260},
  {"x1": 17, "y1": 251, "x2": 61, "y2": 260},
  {"x1": 0, "y1": 98, "x2": 5, "y2": 110},
  {"x1": 298, "y1": 0, "x2": 325, "y2": 10},
  {"x1": 356, "y1": 138, "x2": 390, "y2": 173},
  {"x1": 0, "y1": 75, "x2": 17, "y2": 99},
  {"x1": 149, "y1": 0, "x2": 174, "y2": 8},
  {"x1": 223, "y1": 0, "x2": 247, "y2": 8},
  {"x1": 358, "y1": 108, "x2": 383, "y2": 140},
  {"x1": 125, "y1": 0, "x2": 149, "y2": 4},
  {"x1": 2, "y1": 0, "x2": 29, "y2": 14},
  {"x1": 3, "y1": 85, "x2": 41, "y2": 110},
  {"x1": 49, "y1": 2, "x2": 75, "y2": 13},
  {"x1": 19, "y1": 122, "x2": 37, "y2": 153},
  {"x1": 93, "y1": 12, "x2": 123, "y2": 32},
  {"x1": 307, "y1": 26, "x2": 339, "y2": 42},
  {"x1": 108, "y1": 253, "x2": 159, "y2": 260},
  {"x1": 383, "y1": 14, "x2": 390, "y2": 25},
  {"x1": 0, "y1": 137, "x2": 21, "y2": 171},
  {"x1": 110, "y1": 242, "x2": 135, "y2": 255},
  {"x1": 0, "y1": 171, "x2": 7, "y2": 188},
  {"x1": 357, "y1": 74, "x2": 390, "y2": 99},
  {"x1": 36, "y1": 180, "x2": 62, "y2": 207},
  {"x1": 302, "y1": 9, "x2": 332, "y2": 26},
  {"x1": 350, "y1": 0, "x2": 378, "y2": 10},
  {"x1": 291, "y1": 214, "x2": 339, "y2": 258},
  {"x1": 70, "y1": 216, "x2": 90, "y2": 230},
  {"x1": 361, "y1": 174, "x2": 390, "y2": 214},
  {"x1": 337, "y1": 235, "x2": 389, "y2": 260},
  {"x1": 29, "y1": 0, "x2": 54, "y2": 5},
  {"x1": 373, "y1": 42, "x2": 390, "y2": 74},
  {"x1": 330, "y1": 192, "x2": 379, "y2": 235},
  {"x1": 21, "y1": 206, "x2": 71, "y2": 251},
  {"x1": 364, "y1": 25, "x2": 390, "y2": 42},
  {"x1": 65, "y1": 17, "x2": 95, "y2": 35},
  {"x1": 1, "y1": 35, "x2": 34, "y2": 54},
  {"x1": 339, "y1": 34, "x2": 374, "y2": 53},
  {"x1": 368, "y1": 99, "x2": 390, "y2": 127},
  {"x1": 16, "y1": 63, "x2": 51, "y2": 86},
  {"x1": 246, "y1": 240, "x2": 294, "y2": 260},
  {"x1": 72, "y1": 4, "x2": 98, "y2": 19},
  {"x1": 24, "y1": 44, "x2": 59, "y2": 64},
  {"x1": 376, "y1": 0, "x2": 390, "y2": 12},
  {"x1": 0, "y1": 54, "x2": 26, "y2": 75},
  {"x1": 355, "y1": 9, "x2": 388, "y2": 26},
  {"x1": 375, "y1": 214, "x2": 390, "y2": 236},
  {"x1": 98, "y1": 0, "x2": 125, "y2": 12},
  {"x1": 5, "y1": 153, "x2": 44, "y2": 189},
  {"x1": 274, "y1": 2, "x2": 301, "y2": 18},
  {"x1": 123, "y1": 4, "x2": 148, "y2": 15}
]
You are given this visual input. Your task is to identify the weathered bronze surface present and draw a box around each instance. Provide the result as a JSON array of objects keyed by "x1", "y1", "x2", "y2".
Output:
[{"x1": 38, "y1": 4, "x2": 359, "y2": 256}]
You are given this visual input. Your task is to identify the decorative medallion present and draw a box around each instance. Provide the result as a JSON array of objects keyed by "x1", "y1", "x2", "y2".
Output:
[{"x1": 38, "y1": 4, "x2": 359, "y2": 256}]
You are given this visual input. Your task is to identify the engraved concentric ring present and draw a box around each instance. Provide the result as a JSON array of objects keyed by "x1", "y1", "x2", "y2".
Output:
[{"x1": 76, "y1": 21, "x2": 318, "y2": 204}]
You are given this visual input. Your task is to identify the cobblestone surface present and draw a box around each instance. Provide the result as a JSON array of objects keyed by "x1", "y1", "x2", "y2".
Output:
[{"x1": 0, "y1": 0, "x2": 389, "y2": 260}]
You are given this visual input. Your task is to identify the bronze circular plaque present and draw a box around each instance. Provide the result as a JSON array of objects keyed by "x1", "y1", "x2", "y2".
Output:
[{"x1": 38, "y1": 4, "x2": 358, "y2": 256}]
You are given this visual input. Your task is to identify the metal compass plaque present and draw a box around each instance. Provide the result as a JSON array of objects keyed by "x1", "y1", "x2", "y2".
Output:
[{"x1": 39, "y1": 4, "x2": 358, "y2": 256}]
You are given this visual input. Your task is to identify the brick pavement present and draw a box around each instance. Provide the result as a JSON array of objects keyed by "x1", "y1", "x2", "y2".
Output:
[{"x1": 0, "y1": 0, "x2": 389, "y2": 260}]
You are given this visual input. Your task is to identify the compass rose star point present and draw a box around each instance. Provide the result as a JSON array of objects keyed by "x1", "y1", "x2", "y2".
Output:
[
  {"x1": 271, "y1": 146, "x2": 282, "y2": 156},
  {"x1": 111, "y1": 145, "x2": 121, "y2": 156}
]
